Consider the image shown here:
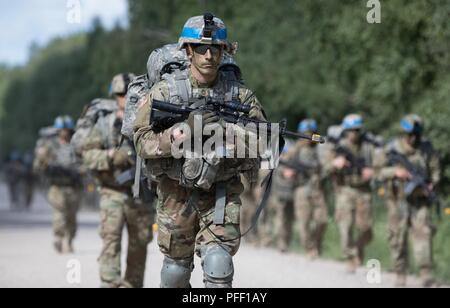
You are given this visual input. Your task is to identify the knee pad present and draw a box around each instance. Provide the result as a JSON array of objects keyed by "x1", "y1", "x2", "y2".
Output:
[
  {"x1": 202, "y1": 246, "x2": 234, "y2": 288},
  {"x1": 160, "y1": 257, "x2": 193, "y2": 288}
]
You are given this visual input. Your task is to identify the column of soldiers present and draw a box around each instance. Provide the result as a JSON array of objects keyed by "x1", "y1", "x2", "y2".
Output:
[
  {"x1": 31, "y1": 75, "x2": 156, "y2": 288},
  {"x1": 23, "y1": 12, "x2": 442, "y2": 288},
  {"x1": 242, "y1": 114, "x2": 441, "y2": 287}
]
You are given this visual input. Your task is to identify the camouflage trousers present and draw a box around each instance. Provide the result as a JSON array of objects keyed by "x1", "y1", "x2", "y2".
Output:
[
  {"x1": 386, "y1": 199, "x2": 434, "y2": 274},
  {"x1": 274, "y1": 197, "x2": 294, "y2": 252},
  {"x1": 274, "y1": 187, "x2": 328, "y2": 252},
  {"x1": 98, "y1": 187, "x2": 154, "y2": 288},
  {"x1": 156, "y1": 176, "x2": 243, "y2": 262},
  {"x1": 294, "y1": 186, "x2": 328, "y2": 254},
  {"x1": 334, "y1": 186, "x2": 373, "y2": 261},
  {"x1": 48, "y1": 185, "x2": 81, "y2": 246}
]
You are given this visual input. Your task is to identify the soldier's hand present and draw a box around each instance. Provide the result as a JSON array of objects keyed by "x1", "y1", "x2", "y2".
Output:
[
  {"x1": 362, "y1": 168, "x2": 374, "y2": 181},
  {"x1": 333, "y1": 156, "x2": 348, "y2": 170},
  {"x1": 187, "y1": 111, "x2": 219, "y2": 132},
  {"x1": 282, "y1": 168, "x2": 296, "y2": 179},
  {"x1": 112, "y1": 149, "x2": 130, "y2": 167},
  {"x1": 395, "y1": 167, "x2": 412, "y2": 180}
]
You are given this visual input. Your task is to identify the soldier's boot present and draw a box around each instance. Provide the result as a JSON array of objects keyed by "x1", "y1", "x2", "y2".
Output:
[
  {"x1": 119, "y1": 280, "x2": 134, "y2": 288},
  {"x1": 346, "y1": 258, "x2": 358, "y2": 274},
  {"x1": 202, "y1": 245, "x2": 234, "y2": 288},
  {"x1": 53, "y1": 237, "x2": 63, "y2": 254},
  {"x1": 100, "y1": 281, "x2": 121, "y2": 288},
  {"x1": 394, "y1": 272, "x2": 407, "y2": 287},
  {"x1": 65, "y1": 238, "x2": 74, "y2": 254},
  {"x1": 345, "y1": 248, "x2": 360, "y2": 274},
  {"x1": 306, "y1": 248, "x2": 319, "y2": 261},
  {"x1": 419, "y1": 268, "x2": 435, "y2": 288},
  {"x1": 279, "y1": 243, "x2": 289, "y2": 254},
  {"x1": 160, "y1": 256, "x2": 193, "y2": 288}
]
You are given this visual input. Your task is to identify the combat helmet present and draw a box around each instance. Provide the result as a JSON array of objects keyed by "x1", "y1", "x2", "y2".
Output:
[
  {"x1": 178, "y1": 13, "x2": 233, "y2": 52},
  {"x1": 400, "y1": 114, "x2": 424, "y2": 134},
  {"x1": 109, "y1": 73, "x2": 136, "y2": 97}
]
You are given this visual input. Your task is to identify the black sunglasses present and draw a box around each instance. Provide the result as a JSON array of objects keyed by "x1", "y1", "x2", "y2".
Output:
[{"x1": 191, "y1": 44, "x2": 222, "y2": 55}]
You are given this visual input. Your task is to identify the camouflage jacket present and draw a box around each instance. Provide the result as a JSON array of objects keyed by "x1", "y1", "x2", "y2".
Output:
[
  {"x1": 34, "y1": 137, "x2": 81, "y2": 186},
  {"x1": 325, "y1": 136, "x2": 380, "y2": 189},
  {"x1": 133, "y1": 69, "x2": 266, "y2": 187},
  {"x1": 284, "y1": 140, "x2": 323, "y2": 189},
  {"x1": 374, "y1": 137, "x2": 440, "y2": 202},
  {"x1": 82, "y1": 106, "x2": 136, "y2": 190}
]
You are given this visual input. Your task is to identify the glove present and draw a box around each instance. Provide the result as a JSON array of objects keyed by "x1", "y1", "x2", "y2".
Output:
[
  {"x1": 112, "y1": 148, "x2": 130, "y2": 167},
  {"x1": 187, "y1": 111, "x2": 219, "y2": 132}
]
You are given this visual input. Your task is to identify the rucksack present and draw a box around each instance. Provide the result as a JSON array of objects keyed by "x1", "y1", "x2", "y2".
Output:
[
  {"x1": 121, "y1": 43, "x2": 242, "y2": 140},
  {"x1": 71, "y1": 98, "x2": 117, "y2": 156}
]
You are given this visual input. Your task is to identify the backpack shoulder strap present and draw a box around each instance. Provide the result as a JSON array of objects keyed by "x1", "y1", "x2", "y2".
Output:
[{"x1": 164, "y1": 68, "x2": 191, "y2": 105}]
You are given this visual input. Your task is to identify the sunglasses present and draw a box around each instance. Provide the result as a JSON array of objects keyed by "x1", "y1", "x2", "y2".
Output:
[{"x1": 191, "y1": 44, "x2": 222, "y2": 55}]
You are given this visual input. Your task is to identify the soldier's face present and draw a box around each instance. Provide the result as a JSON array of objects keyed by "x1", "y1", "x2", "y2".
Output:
[
  {"x1": 188, "y1": 44, "x2": 223, "y2": 78},
  {"x1": 346, "y1": 129, "x2": 361, "y2": 143},
  {"x1": 406, "y1": 133, "x2": 421, "y2": 146},
  {"x1": 58, "y1": 129, "x2": 72, "y2": 143}
]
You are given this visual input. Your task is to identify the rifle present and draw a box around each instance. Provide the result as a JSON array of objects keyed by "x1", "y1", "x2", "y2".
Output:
[
  {"x1": 150, "y1": 99, "x2": 325, "y2": 145},
  {"x1": 387, "y1": 150, "x2": 439, "y2": 209},
  {"x1": 335, "y1": 145, "x2": 367, "y2": 175},
  {"x1": 116, "y1": 168, "x2": 156, "y2": 204},
  {"x1": 334, "y1": 133, "x2": 382, "y2": 175},
  {"x1": 46, "y1": 164, "x2": 82, "y2": 185}
]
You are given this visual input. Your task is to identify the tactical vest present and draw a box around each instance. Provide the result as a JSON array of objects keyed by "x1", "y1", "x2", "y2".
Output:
[
  {"x1": 47, "y1": 141, "x2": 81, "y2": 187},
  {"x1": 146, "y1": 69, "x2": 256, "y2": 191},
  {"x1": 334, "y1": 139, "x2": 375, "y2": 189},
  {"x1": 385, "y1": 138, "x2": 434, "y2": 201},
  {"x1": 294, "y1": 144, "x2": 322, "y2": 189}
]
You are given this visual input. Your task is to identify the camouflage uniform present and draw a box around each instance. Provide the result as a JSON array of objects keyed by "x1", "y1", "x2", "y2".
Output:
[
  {"x1": 134, "y1": 69, "x2": 265, "y2": 288},
  {"x1": 34, "y1": 133, "x2": 82, "y2": 253},
  {"x1": 272, "y1": 164, "x2": 296, "y2": 252},
  {"x1": 325, "y1": 116, "x2": 379, "y2": 269},
  {"x1": 374, "y1": 119, "x2": 440, "y2": 286},
  {"x1": 82, "y1": 98, "x2": 154, "y2": 288},
  {"x1": 288, "y1": 140, "x2": 328, "y2": 257}
]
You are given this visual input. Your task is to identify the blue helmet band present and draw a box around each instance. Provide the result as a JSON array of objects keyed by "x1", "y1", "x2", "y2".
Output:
[
  {"x1": 400, "y1": 119, "x2": 414, "y2": 132},
  {"x1": 181, "y1": 27, "x2": 227, "y2": 41},
  {"x1": 298, "y1": 121, "x2": 318, "y2": 133},
  {"x1": 401, "y1": 119, "x2": 422, "y2": 134},
  {"x1": 343, "y1": 118, "x2": 363, "y2": 130}
]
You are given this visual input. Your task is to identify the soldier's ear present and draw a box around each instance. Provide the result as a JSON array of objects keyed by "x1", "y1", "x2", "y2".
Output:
[{"x1": 186, "y1": 45, "x2": 194, "y2": 60}]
